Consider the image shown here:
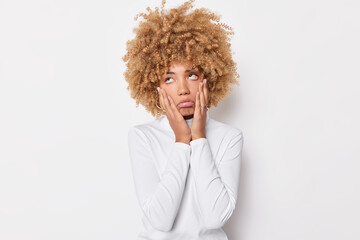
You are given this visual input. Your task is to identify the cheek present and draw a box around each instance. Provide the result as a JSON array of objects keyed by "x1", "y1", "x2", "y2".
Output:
[
  {"x1": 190, "y1": 82, "x2": 200, "y2": 94},
  {"x1": 162, "y1": 87, "x2": 176, "y2": 99}
]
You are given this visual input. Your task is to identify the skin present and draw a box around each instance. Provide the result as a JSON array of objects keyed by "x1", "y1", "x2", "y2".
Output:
[{"x1": 157, "y1": 60, "x2": 210, "y2": 145}]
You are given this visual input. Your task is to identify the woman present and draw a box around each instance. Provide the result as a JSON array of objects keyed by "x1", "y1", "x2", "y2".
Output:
[{"x1": 123, "y1": 0, "x2": 244, "y2": 239}]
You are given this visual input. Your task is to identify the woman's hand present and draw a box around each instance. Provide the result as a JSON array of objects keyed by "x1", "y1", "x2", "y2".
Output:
[
  {"x1": 191, "y1": 79, "x2": 209, "y2": 140},
  {"x1": 157, "y1": 87, "x2": 192, "y2": 145}
]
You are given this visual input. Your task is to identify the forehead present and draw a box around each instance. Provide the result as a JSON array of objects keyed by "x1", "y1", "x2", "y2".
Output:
[{"x1": 167, "y1": 60, "x2": 196, "y2": 71}]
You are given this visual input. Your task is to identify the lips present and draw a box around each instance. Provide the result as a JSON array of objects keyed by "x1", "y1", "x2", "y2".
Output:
[{"x1": 177, "y1": 99, "x2": 194, "y2": 108}]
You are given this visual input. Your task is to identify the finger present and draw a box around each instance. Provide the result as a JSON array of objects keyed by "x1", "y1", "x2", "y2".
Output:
[
  {"x1": 203, "y1": 79, "x2": 209, "y2": 106},
  {"x1": 161, "y1": 89, "x2": 174, "y2": 118},
  {"x1": 200, "y1": 82, "x2": 205, "y2": 114},
  {"x1": 157, "y1": 87, "x2": 164, "y2": 110},
  {"x1": 194, "y1": 90, "x2": 200, "y2": 117},
  {"x1": 167, "y1": 95, "x2": 182, "y2": 117}
]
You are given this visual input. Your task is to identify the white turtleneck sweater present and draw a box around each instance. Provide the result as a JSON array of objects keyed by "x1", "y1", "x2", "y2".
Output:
[{"x1": 127, "y1": 111, "x2": 244, "y2": 240}]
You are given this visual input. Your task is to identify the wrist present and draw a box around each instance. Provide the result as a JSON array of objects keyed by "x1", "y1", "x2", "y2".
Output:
[
  {"x1": 191, "y1": 135, "x2": 206, "y2": 140},
  {"x1": 176, "y1": 138, "x2": 191, "y2": 145}
]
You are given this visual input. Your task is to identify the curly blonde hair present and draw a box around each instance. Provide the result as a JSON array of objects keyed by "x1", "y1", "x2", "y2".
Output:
[{"x1": 122, "y1": 0, "x2": 240, "y2": 119}]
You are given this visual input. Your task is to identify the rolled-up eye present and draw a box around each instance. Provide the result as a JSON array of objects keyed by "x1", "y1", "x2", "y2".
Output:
[{"x1": 189, "y1": 73, "x2": 199, "y2": 80}]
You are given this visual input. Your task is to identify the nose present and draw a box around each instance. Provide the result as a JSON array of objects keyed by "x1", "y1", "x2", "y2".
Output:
[{"x1": 177, "y1": 77, "x2": 190, "y2": 95}]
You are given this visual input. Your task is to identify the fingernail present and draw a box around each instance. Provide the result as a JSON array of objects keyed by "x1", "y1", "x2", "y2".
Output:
[
  {"x1": 200, "y1": 83, "x2": 203, "y2": 87},
  {"x1": 161, "y1": 89, "x2": 164, "y2": 93},
  {"x1": 204, "y1": 79, "x2": 207, "y2": 84},
  {"x1": 168, "y1": 96, "x2": 171, "y2": 100},
  {"x1": 157, "y1": 87, "x2": 160, "y2": 92}
]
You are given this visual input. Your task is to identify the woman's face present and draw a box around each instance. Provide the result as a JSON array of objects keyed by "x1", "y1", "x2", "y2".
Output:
[{"x1": 159, "y1": 60, "x2": 203, "y2": 119}]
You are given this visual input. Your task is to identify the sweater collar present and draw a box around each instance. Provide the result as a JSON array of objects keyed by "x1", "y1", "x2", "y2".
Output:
[{"x1": 160, "y1": 110, "x2": 210, "y2": 130}]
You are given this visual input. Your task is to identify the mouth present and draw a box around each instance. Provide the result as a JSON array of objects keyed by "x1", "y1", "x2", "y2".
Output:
[{"x1": 177, "y1": 100, "x2": 194, "y2": 108}]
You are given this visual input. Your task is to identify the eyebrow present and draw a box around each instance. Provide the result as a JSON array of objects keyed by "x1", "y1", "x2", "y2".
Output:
[{"x1": 166, "y1": 68, "x2": 197, "y2": 74}]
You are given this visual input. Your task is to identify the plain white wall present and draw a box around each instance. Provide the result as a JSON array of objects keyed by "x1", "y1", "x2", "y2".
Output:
[{"x1": 0, "y1": 0, "x2": 359, "y2": 239}]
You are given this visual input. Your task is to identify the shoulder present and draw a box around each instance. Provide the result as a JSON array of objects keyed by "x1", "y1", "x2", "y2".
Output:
[
  {"x1": 128, "y1": 117, "x2": 163, "y2": 139},
  {"x1": 207, "y1": 118, "x2": 243, "y2": 142}
]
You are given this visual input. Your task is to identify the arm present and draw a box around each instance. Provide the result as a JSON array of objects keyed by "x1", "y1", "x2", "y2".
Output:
[
  {"x1": 128, "y1": 127, "x2": 191, "y2": 231},
  {"x1": 189, "y1": 130, "x2": 244, "y2": 229}
]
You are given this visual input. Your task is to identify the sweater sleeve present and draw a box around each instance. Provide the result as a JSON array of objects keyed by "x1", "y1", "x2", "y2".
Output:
[
  {"x1": 189, "y1": 130, "x2": 244, "y2": 229},
  {"x1": 128, "y1": 127, "x2": 191, "y2": 232}
]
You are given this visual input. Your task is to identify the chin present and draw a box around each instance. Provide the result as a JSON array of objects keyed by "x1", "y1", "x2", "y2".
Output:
[{"x1": 179, "y1": 107, "x2": 194, "y2": 116}]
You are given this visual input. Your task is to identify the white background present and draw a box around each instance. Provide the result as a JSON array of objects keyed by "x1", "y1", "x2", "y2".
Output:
[{"x1": 1, "y1": 0, "x2": 359, "y2": 239}]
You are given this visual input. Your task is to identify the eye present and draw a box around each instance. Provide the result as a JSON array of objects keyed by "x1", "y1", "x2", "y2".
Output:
[
  {"x1": 189, "y1": 73, "x2": 199, "y2": 80},
  {"x1": 165, "y1": 77, "x2": 174, "y2": 83}
]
